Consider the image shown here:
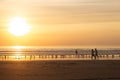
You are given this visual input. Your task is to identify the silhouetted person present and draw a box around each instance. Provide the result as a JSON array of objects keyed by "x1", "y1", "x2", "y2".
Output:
[
  {"x1": 91, "y1": 49, "x2": 94, "y2": 59},
  {"x1": 95, "y1": 48, "x2": 98, "y2": 59},
  {"x1": 75, "y1": 49, "x2": 79, "y2": 58},
  {"x1": 75, "y1": 49, "x2": 78, "y2": 55},
  {"x1": 5, "y1": 55, "x2": 6, "y2": 60}
]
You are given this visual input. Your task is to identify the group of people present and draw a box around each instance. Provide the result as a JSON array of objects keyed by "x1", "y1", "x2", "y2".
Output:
[
  {"x1": 91, "y1": 48, "x2": 98, "y2": 60},
  {"x1": 75, "y1": 48, "x2": 99, "y2": 60}
]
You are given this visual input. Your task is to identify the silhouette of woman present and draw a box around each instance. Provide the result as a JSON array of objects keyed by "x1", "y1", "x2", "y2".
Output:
[{"x1": 95, "y1": 48, "x2": 98, "y2": 59}]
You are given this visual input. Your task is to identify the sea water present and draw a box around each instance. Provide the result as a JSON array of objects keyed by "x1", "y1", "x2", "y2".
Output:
[{"x1": 0, "y1": 46, "x2": 120, "y2": 61}]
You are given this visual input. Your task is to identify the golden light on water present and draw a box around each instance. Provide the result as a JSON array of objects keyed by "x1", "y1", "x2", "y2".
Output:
[
  {"x1": 12, "y1": 46, "x2": 24, "y2": 60},
  {"x1": 12, "y1": 46, "x2": 25, "y2": 50},
  {"x1": 8, "y1": 17, "x2": 31, "y2": 36},
  {"x1": 12, "y1": 46, "x2": 24, "y2": 58}
]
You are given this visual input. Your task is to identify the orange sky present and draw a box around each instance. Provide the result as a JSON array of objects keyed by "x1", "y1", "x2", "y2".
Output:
[{"x1": 0, "y1": 0, "x2": 120, "y2": 47}]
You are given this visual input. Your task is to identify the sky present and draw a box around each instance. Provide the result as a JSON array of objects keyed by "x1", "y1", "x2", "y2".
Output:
[{"x1": 0, "y1": 0, "x2": 120, "y2": 47}]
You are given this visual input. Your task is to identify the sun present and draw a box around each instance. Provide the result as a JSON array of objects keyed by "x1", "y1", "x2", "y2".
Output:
[{"x1": 8, "y1": 17, "x2": 31, "y2": 36}]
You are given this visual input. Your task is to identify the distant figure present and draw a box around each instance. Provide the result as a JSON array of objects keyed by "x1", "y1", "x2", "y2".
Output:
[
  {"x1": 5, "y1": 55, "x2": 7, "y2": 60},
  {"x1": 95, "y1": 48, "x2": 98, "y2": 59},
  {"x1": 91, "y1": 49, "x2": 94, "y2": 59},
  {"x1": 75, "y1": 49, "x2": 78, "y2": 55},
  {"x1": 75, "y1": 49, "x2": 79, "y2": 58}
]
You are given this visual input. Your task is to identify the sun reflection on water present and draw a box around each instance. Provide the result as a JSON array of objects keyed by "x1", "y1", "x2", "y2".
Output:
[
  {"x1": 11, "y1": 46, "x2": 25, "y2": 60},
  {"x1": 12, "y1": 46, "x2": 25, "y2": 50}
]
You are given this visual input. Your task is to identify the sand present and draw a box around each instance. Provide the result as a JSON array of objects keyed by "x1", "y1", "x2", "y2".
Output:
[{"x1": 0, "y1": 60, "x2": 120, "y2": 80}]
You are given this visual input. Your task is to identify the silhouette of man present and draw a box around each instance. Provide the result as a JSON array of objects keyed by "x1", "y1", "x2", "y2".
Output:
[
  {"x1": 75, "y1": 49, "x2": 78, "y2": 55},
  {"x1": 75, "y1": 49, "x2": 79, "y2": 58},
  {"x1": 91, "y1": 49, "x2": 94, "y2": 59}
]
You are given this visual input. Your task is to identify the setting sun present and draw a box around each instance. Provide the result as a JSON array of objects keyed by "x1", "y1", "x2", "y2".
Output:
[{"x1": 8, "y1": 17, "x2": 31, "y2": 36}]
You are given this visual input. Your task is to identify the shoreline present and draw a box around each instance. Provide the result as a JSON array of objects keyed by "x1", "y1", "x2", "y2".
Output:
[{"x1": 1, "y1": 59, "x2": 120, "y2": 61}]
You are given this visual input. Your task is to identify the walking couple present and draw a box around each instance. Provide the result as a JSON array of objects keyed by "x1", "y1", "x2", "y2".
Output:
[{"x1": 91, "y1": 48, "x2": 98, "y2": 60}]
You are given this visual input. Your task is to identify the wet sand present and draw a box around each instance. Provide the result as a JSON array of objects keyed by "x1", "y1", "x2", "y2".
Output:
[{"x1": 0, "y1": 60, "x2": 120, "y2": 80}]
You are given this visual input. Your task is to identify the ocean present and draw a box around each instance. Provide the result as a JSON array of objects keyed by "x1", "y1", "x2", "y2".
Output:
[{"x1": 0, "y1": 46, "x2": 120, "y2": 61}]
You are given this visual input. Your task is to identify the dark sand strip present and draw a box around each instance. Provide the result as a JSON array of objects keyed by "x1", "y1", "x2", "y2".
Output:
[{"x1": 0, "y1": 60, "x2": 120, "y2": 80}]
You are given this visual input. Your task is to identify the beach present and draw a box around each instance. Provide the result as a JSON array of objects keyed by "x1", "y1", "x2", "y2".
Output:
[
  {"x1": 0, "y1": 60, "x2": 120, "y2": 80},
  {"x1": 0, "y1": 0, "x2": 120, "y2": 80}
]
